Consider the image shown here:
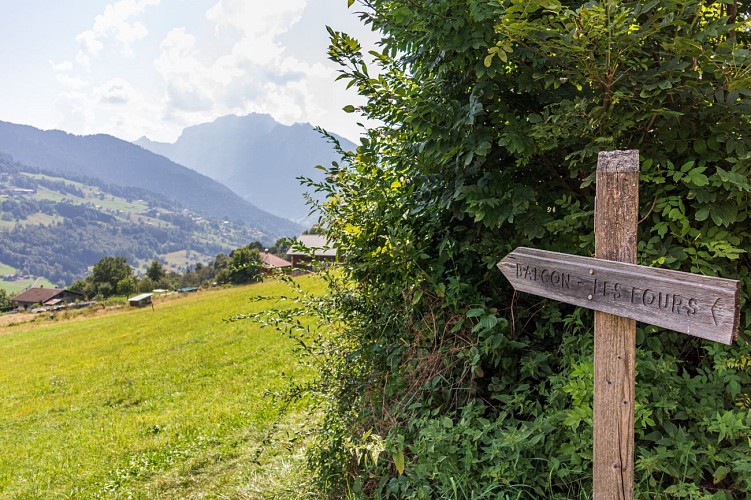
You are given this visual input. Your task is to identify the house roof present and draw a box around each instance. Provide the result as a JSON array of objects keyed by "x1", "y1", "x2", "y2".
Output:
[
  {"x1": 128, "y1": 293, "x2": 153, "y2": 302},
  {"x1": 261, "y1": 252, "x2": 292, "y2": 268},
  {"x1": 11, "y1": 287, "x2": 73, "y2": 304},
  {"x1": 286, "y1": 234, "x2": 337, "y2": 257}
]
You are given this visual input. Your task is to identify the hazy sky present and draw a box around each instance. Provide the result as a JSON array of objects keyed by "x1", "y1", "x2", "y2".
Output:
[{"x1": 0, "y1": 1, "x2": 378, "y2": 143}]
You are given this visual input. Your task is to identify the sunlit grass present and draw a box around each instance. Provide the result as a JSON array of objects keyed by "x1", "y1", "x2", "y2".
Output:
[
  {"x1": 0, "y1": 276, "x2": 57, "y2": 293},
  {"x1": 0, "y1": 263, "x2": 16, "y2": 275},
  {"x1": 0, "y1": 277, "x2": 322, "y2": 497}
]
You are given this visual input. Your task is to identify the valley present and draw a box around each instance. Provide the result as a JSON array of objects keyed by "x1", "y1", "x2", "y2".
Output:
[
  {"x1": 0, "y1": 113, "x2": 346, "y2": 289},
  {"x1": 0, "y1": 155, "x2": 267, "y2": 287}
]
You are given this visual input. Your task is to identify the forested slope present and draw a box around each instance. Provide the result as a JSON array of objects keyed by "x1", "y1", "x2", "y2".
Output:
[
  {"x1": 0, "y1": 154, "x2": 264, "y2": 285},
  {"x1": 0, "y1": 120, "x2": 301, "y2": 238}
]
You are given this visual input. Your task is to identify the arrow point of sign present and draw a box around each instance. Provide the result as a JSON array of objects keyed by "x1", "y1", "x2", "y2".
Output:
[{"x1": 496, "y1": 255, "x2": 513, "y2": 279}]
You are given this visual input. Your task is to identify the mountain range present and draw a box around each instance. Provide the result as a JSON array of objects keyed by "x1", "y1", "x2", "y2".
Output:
[
  {"x1": 135, "y1": 113, "x2": 354, "y2": 224},
  {"x1": 0, "y1": 120, "x2": 301, "y2": 240},
  {"x1": 0, "y1": 114, "x2": 351, "y2": 286},
  {"x1": 0, "y1": 153, "x2": 266, "y2": 285}
]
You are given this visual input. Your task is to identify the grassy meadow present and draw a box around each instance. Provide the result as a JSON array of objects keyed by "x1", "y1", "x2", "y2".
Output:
[
  {"x1": 0, "y1": 277, "x2": 57, "y2": 294},
  {"x1": 0, "y1": 277, "x2": 322, "y2": 498}
]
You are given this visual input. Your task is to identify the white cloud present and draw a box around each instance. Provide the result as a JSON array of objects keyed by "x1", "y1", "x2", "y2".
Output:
[
  {"x1": 39, "y1": 0, "x2": 375, "y2": 143},
  {"x1": 76, "y1": 0, "x2": 160, "y2": 64},
  {"x1": 56, "y1": 77, "x2": 164, "y2": 140},
  {"x1": 51, "y1": 60, "x2": 74, "y2": 72},
  {"x1": 149, "y1": 0, "x2": 341, "y2": 133},
  {"x1": 206, "y1": 0, "x2": 307, "y2": 39},
  {"x1": 95, "y1": 78, "x2": 137, "y2": 105}
]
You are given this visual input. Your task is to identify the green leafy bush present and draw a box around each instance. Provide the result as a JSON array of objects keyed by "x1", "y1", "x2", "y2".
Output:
[{"x1": 281, "y1": 1, "x2": 751, "y2": 497}]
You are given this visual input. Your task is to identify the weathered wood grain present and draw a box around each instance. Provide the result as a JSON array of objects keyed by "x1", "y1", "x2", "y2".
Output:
[
  {"x1": 593, "y1": 150, "x2": 639, "y2": 500},
  {"x1": 496, "y1": 248, "x2": 741, "y2": 344}
]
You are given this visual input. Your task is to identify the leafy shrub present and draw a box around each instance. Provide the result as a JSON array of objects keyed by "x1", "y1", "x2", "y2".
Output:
[{"x1": 267, "y1": 1, "x2": 751, "y2": 497}]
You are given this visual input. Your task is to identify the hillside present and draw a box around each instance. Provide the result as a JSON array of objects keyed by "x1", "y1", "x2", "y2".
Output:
[
  {"x1": 0, "y1": 154, "x2": 271, "y2": 286},
  {"x1": 135, "y1": 114, "x2": 355, "y2": 224},
  {"x1": 0, "y1": 120, "x2": 301, "y2": 238},
  {"x1": 0, "y1": 279, "x2": 320, "y2": 497}
]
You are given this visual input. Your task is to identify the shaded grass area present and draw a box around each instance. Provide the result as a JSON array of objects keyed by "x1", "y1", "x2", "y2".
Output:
[{"x1": 0, "y1": 278, "x2": 321, "y2": 497}]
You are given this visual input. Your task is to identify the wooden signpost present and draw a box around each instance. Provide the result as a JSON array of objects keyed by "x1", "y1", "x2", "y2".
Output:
[
  {"x1": 496, "y1": 150, "x2": 741, "y2": 498},
  {"x1": 498, "y1": 247, "x2": 740, "y2": 345}
]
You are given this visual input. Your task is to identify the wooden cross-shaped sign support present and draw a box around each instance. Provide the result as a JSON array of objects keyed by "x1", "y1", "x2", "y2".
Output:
[{"x1": 497, "y1": 150, "x2": 741, "y2": 499}]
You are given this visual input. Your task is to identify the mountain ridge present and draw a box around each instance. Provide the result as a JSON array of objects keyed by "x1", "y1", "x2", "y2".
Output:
[
  {"x1": 0, "y1": 153, "x2": 269, "y2": 285},
  {"x1": 134, "y1": 113, "x2": 354, "y2": 224},
  {"x1": 0, "y1": 120, "x2": 301, "y2": 241}
]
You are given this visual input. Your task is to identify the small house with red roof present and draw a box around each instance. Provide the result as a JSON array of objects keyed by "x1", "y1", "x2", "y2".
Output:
[{"x1": 260, "y1": 252, "x2": 293, "y2": 274}]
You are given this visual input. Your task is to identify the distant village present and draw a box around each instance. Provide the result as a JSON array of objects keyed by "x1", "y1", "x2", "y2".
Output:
[{"x1": 3, "y1": 233, "x2": 337, "y2": 315}]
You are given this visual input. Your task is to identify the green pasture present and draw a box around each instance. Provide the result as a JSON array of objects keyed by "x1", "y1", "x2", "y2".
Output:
[
  {"x1": 0, "y1": 263, "x2": 16, "y2": 275},
  {"x1": 0, "y1": 277, "x2": 57, "y2": 294},
  {"x1": 0, "y1": 277, "x2": 321, "y2": 497},
  {"x1": 0, "y1": 213, "x2": 64, "y2": 229},
  {"x1": 19, "y1": 172, "x2": 150, "y2": 215},
  {"x1": 24, "y1": 172, "x2": 88, "y2": 190},
  {"x1": 162, "y1": 250, "x2": 211, "y2": 272}
]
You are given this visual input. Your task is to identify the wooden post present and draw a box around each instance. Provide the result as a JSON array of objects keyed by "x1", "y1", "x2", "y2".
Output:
[
  {"x1": 593, "y1": 150, "x2": 639, "y2": 498},
  {"x1": 497, "y1": 149, "x2": 740, "y2": 498}
]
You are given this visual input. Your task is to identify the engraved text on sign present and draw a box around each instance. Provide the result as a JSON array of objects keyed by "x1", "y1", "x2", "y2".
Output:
[{"x1": 498, "y1": 247, "x2": 740, "y2": 344}]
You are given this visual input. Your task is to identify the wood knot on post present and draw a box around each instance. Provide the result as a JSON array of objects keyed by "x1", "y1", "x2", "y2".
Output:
[{"x1": 597, "y1": 150, "x2": 640, "y2": 173}]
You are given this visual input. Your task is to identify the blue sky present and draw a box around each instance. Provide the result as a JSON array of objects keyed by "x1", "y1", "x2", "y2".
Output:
[{"x1": 1, "y1": 1, "x2": 378, "y2": 142}]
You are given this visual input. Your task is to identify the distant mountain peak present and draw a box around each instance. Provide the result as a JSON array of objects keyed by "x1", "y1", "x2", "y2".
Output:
[{"x1": 135, "y1": 113, "x2": 354, "y2": 224}]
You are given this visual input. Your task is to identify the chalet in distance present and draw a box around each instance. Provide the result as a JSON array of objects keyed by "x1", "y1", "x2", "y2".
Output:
[
  {"x1": 260, "y1": 252, "x2": 292, "y2": 274},
  {"x1": 286, "y1": 234, "x2": 338, "y2": 269},
  {"x1": 11, "y1": 287, "x2": 83, "y2": 310}
]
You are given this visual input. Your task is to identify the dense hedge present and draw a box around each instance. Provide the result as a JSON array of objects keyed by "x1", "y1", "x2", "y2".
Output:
[{"x1": 287, "y1": 1, "x2": 751, "y2": 497}]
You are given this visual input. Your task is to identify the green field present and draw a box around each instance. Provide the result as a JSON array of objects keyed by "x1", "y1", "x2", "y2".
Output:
[
  {"x1": 0, "y1": 277, "x2": 321, "y2": 497},
  {"x1": 0, "y1": 263, "x2": 16, "y2": 275},
  {"x1": 0, "y1": 277, "x2": 57, "y2": 294}
]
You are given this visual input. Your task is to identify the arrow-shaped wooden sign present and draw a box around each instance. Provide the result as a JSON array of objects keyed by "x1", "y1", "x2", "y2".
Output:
[{"x1": 497, "y1": 247, "x2": 741, "y2": 345}]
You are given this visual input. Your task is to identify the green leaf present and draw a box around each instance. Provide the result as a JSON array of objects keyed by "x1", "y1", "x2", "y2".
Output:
[
  {"x1": 688, "y1": 172, "x2": 709, "y2": 187},
  {"x1": 393, "y1": 450, "x2": 405, "y2": 476},
  {"x1": 695, "y1": 207, "x2": 709, "y2": 221},
  {"x1": 467, "y1": 308, "x2": 485, "y2": 318},
  {"x1": 713, "y1": 465, "x2": 731, "y2": 484}
]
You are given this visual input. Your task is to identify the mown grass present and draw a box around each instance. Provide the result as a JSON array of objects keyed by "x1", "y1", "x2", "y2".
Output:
[{"x1": 0, "y1": 277, "x2": 322, "y2": 498}]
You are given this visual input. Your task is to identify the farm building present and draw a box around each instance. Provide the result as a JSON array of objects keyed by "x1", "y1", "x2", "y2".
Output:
[
  {"x1": 128, "y1": 293, "x2": 153, "y2": 308},
  {"x1": 11, "y1": 287, "x2": 84, "y2": 310},
  {"x1": 260, "y1": 252, "x2": 292, "y2": 274},
  {"x1": 286, "y1": 234, "x2": 338, "y2": 269}
]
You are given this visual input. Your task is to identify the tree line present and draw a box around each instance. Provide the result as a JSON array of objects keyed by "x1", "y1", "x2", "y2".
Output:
[{"x1": 69, "y1": 240, "x2": 289, "y2": 300}]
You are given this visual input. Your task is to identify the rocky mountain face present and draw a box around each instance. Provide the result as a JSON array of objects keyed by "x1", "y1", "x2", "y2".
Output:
[{"x1": 135, "y1": 113, "x2": 355, "y2": 224}]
